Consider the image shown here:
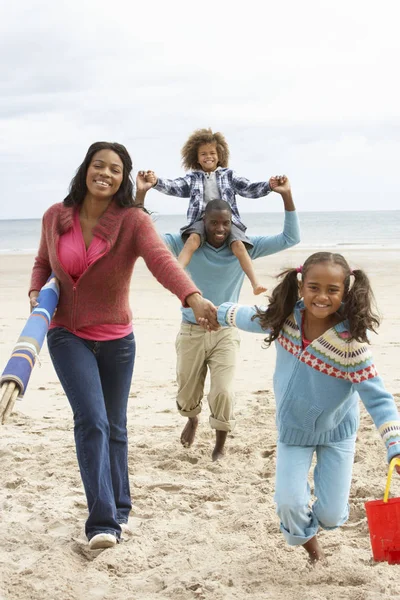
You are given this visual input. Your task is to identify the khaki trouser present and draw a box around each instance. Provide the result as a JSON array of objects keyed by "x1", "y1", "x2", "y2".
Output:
[{"x1": 175, "y1": 323, "x2": 240, "y2": 432}]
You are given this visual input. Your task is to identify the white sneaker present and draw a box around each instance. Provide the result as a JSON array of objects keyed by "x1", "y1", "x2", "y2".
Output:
[
  {"x1": 120, "y1": 523, "x2": 132, "y2": 535},
  {"x1": 88, "y1": 533, "x2": 117, "y2": 550}
]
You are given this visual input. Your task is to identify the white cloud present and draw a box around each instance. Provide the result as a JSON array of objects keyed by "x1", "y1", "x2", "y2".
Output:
[{"x1": 1, "y1": 0, "x2": 399, "y2": 218}]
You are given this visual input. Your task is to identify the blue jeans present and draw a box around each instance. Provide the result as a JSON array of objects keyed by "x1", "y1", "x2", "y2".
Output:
[
  {"x1": 47, "y1": 327, "x2": 136, "y2": 541},
  {"x1": 274, "y1": 435, "x2": 356, "y2": 545}
]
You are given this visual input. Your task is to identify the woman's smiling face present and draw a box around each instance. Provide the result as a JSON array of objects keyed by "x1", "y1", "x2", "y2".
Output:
[{"x1": 85, "y1": 149, "x2": 124, "y2": 199}]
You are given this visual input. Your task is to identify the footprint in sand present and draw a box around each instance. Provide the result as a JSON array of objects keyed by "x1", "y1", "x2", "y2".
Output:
[
  {"x1": 261, "y1": 448, "x2": 275, "y2": 458},
  {"x1": 146, "y1": 483, "x2": 184, "y2": 492},
  {"x1": 178, "y1": 454, "x2": 199, "y2": 465}
]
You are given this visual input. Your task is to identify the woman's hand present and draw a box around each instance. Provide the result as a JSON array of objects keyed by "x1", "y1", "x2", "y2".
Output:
[
  {"x1": 135, "y1": 171, "x2": 157, "y2": 206},
  {"x1": 145, "y1": 171, "x2": 158, "y2": 187},
  {"x1": 136, "y1": 171, "x2": 156, "y2": 193},
  {"x1": 29, "y1": 290, "x2": 39, "y2": 312},
  {"x1": 186, "y1": 294, "x2": 219, "y2": 331}
]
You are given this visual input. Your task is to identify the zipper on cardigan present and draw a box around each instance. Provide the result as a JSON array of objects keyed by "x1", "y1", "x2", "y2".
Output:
[
  {"x1": 69, "y1": 244, "x2": 109, "y2": 332},
  {"x1": 279, "y1": 359, "x2": 301, "y2": 405},
  {"x1": 72, "y1": 286, "x2": 77, "y2": 332},
  {"x1": 56, "y1": 237, "x2": 110, "y2": 333},
  {"x1": 276, "y1": 359, "x2": 302, "y2": 426}
]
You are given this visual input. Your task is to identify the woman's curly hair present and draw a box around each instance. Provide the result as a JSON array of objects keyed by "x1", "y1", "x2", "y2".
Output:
[
  {"x1": 253, "y1": 252, "x2": 380, "y2": 346},
  {"x1": 181, "y1": 128, "x2": 230, "y2": 170},
  {"x1": 64, "y1": 141, "x2": 136, "y2": 208}
]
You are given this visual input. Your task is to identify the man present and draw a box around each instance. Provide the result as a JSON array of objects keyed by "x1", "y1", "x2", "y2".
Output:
[{"x1": 137, "y1": 174, "x2": 300, "y2": 460}]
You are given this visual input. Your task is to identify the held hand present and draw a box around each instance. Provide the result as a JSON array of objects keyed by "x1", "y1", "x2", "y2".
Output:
[
  {"x1": 145, "y1": 171, "x2": 158, "y2": 186},
  {"x1": 269, "y1": 175, "x2": 291, "y2": 194},
  {"x1": 136, "y1": 171, "x2": 157, "y2": 193},
  {"x1": 186, "y1": 294, "x2": 219, "y2": 331},
  {"x1": 197, "y1": 317, "x2": 210, "y2": 330},
  {"x1": 29, "y1": 291, "x2": 39, "y2": 313},
  {"x1": 195, "y1": 299, "x2": 219, "y2": 331}
]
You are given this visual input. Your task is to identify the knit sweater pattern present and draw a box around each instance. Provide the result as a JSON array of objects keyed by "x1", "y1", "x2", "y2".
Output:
[
  {"x1": 30, "y1": 202, "x2": 200, "y2": 333},
  {"x1": 217, "y1": 301, "x2": 400, "y2": 462}
]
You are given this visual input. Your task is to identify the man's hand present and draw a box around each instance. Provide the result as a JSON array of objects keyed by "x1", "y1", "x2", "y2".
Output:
[
  {"x1": 186, "y1": 293, "x2": 219, "y2": 331},
  {"x1": 269, "y1": 175, "x2": 295, "y2": 211},
  {"x1": 269, "y1": 175, "x2": 291, "y2": 194}
]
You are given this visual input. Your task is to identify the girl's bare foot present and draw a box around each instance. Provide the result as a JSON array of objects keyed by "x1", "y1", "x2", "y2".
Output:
[
  {"x1": 302, "y1": 536, "x2": 325, "y2": 564},
  {"x1": 180, "y1": 416, "x2": 199, "y2": 447},
  {"x1": 252, "y1": 284, "x2": 268, "y2": 296}
]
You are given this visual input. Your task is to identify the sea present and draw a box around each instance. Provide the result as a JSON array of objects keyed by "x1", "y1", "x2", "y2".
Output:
[{"x1": 0, "y1": 211, "x2": 399, "y2": 254}]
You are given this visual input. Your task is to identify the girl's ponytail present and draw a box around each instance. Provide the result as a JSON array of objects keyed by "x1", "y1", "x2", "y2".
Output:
[
  {"x1": 344, "y1": 268, "x2": 380, "y2": 343},
  {"x1": 255, "y1": 268, "x2": 300, "y2": 346}
]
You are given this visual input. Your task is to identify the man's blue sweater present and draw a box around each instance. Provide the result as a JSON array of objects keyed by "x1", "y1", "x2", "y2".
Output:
[{"x1": 164, "y1": 210, "x2": 300, "y2": 324}]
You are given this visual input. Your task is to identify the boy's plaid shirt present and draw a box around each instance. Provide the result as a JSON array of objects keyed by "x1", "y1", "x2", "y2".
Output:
[{"x1": 154, "y1": 168, "x2": 271, "y2": 231}]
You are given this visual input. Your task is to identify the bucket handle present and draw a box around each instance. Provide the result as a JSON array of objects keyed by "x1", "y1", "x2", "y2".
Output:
[{"x1": 383, "y1": 457, "x2": 400, "y2": 503}]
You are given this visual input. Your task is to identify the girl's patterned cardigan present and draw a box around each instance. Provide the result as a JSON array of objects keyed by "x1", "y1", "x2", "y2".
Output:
[{"x1": 217, "y1": 301, "x2": 400, "y2": 461}]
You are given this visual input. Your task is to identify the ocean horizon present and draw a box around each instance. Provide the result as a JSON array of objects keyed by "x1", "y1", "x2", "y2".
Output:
[{"x1": 0, "y1": 210, "x2": 399, "y2": 254}]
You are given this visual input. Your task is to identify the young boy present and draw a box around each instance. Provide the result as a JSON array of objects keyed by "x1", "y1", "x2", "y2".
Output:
[{"x1": 146, "y1": 128, "x2": 279, "y2": 295}]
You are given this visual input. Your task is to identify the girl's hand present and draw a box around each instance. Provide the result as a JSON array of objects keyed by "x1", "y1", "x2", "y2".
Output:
[
  {"x1": 29, "y1": 291, "x2": 39, "y2": 312},
  {"x1": 197, "y1": 317, "x2": 209, "y2": 330}
]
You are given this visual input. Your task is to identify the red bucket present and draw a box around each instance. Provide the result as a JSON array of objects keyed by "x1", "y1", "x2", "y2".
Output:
[{"x1": 365, "y1": 458, "x2": 400, "y2": 563}]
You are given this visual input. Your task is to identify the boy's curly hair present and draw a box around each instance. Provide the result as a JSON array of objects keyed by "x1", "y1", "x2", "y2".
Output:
[{"x1": 181, "y1": 128, "x2": 230, "y2": 170}]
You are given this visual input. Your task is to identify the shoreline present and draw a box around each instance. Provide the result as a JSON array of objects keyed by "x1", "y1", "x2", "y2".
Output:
[{"x1": 2, "y1": 244, "x2": 400, "y2": 256}]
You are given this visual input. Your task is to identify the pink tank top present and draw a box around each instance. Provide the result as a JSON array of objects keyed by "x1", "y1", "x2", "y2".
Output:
[{"x1": 51, "y1": 210, "x2": 133, "y2": 340}]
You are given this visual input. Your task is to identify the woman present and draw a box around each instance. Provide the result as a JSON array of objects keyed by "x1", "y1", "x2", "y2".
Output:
[{"x1": 29, "y1": 141, "x2": 216, "y2": 550}]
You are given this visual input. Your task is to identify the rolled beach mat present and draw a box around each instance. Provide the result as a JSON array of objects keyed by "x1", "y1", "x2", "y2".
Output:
[{"x1": 0, "y1": 275, "x2": 59, "y2": 423}]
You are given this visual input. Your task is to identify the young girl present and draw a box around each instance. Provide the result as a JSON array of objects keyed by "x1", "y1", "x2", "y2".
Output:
[
  {"x1": 146, "y1": 128, "x2": 277, "y2": 295},
  {"x1": 213, "y1": 252, "x2": 400, "y2": 562}
]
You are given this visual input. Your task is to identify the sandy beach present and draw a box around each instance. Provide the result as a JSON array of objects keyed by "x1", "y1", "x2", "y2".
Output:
[{"x1": 1, "y1": 247, "x2": 400, "y2": 600}]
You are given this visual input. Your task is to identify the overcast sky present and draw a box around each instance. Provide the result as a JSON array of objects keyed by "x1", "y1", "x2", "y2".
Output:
[{"x1": 1, "y1": 0, "x2": 399, "y2": 219}]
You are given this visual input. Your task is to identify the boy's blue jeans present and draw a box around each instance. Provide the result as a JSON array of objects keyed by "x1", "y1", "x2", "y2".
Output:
[
  {"x1": 274, "y1": 435, "x2": 356, "y2": 545},
  {"x1": 47, "y1": 327, "x2": 136, "y2": 541}
]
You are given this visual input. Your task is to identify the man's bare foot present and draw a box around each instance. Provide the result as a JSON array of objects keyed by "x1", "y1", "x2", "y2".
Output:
[
  {"x1": 252, "y1": 284, "x2": 268, "y2": 296},
  {"x1": 302, "y1": 536, "x2": 324, "y2": 564},
  {"x1": 212, "y1": 430, "x2": 228, "y2": 461},
  {"x1": 180, "y1": 416, "x2": 199, "y2": 447}
]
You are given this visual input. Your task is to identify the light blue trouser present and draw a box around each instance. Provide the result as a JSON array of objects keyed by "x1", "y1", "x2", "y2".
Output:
[{"x1": 274, "y1": 435, "x2": 356, "y2": 546}]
